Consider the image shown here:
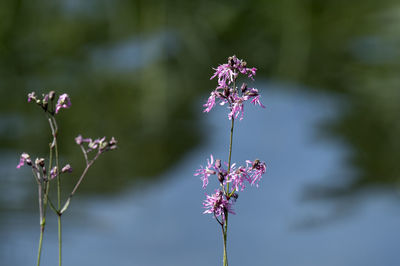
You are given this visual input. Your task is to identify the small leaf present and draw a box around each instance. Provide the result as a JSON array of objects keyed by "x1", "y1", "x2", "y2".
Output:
[{"x1": 60, "y1": 198, "x2": 71, "y2": 214}]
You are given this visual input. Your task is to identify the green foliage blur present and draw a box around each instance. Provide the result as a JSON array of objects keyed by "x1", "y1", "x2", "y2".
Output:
[{"x1": 1, "y1": 0, "x2": 399, "y2": 199}]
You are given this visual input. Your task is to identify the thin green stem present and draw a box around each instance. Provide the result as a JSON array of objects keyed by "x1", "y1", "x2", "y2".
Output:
[
  {"x1": 49, "y1": 115, "x2": 62, "y2": 266},
  {"x1": 37, "y1": 181, "x2": 44, "y2": 266},
  {"x1": 58, "y1": 214, "x2": 62, "y2": 266},
  {"x1": 222, "y1": 75, "x2": 236, "y2": 266},
  {"x1": 37, "y1": 225, "x2": 44, "y2": 266},
  {"x1": 222, "y1": 214, "x2": 228, "y2": 266}
]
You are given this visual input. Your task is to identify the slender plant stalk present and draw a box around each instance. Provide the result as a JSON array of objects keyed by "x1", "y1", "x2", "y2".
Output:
[
  {"x1": 37, "y1": 224, "x2": 44, "y2": 266},
  {"x1": 58, "y1": 215, "x2": 62, "y2": 266},
  {"x1": 54, "y1": 123, "x2": 62, "y2": 266},
  {"x1": 222, "y1": 74, "x2": 236, "y2": 266},
  {"x1": 37, "y1": 181, "x2": 44, "y2": 266},
  {"x1": 48, "y1": 115, "x2": 62, "y2": 266}
]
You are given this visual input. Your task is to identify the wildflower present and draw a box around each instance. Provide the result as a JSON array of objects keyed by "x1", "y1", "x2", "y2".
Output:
[
  {"x1": 203, "y1": 190, "x2": 235, "y2": 223},
  {"x1": 228, "y1": 93, "x2": 245, "y2": 120},
  {"x1": 205, "y1": 55, "x2": 264, "y2": 119},
  {"x1": 210, "y1": 63, "x2": 237, "y2": 88},
  {"x1": 246, "y1": 159, "x2": 267, "y2": 187},
  {"x1": 35, "y1": 158, "x2": 45, "y2": 168},
  {"x1": 61, "y1": 164, "x2": 73, "y2": 173},
  {"x1": 194, "y1": 155, "x2": 216, "y2": 188},
  {"x1": 50, "y1": 166, "x2": 58, "y2": 179},
  {"x1": 55, "y1": 93, "x2": 71, "y2": 114},
  {"x1": 16, "y1": 153, "x2": 31, "y2": 168},
  {"x1": 203, "y1": 91, "x2": 217, "y2": 113},
  {"x1": 27, "y1": 92, "x2": 37, "y2": 103},
  {"x1": 75, "y1": 135, "x2": 91, "y2": 145},
  {"x1": 227, "y1": 166, "x2": 251, "y2": 191}
]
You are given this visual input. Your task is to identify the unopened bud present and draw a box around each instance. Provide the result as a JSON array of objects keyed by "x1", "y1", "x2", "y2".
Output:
[
  {"x1": 228, "y1": 56, "x2": 235, "y2": 67},
  {"x1": 50, "y1": 166, "x2": 58, "y2": 179},
  {"x1": 252, "y1": 159, "x2": 260, "y2": 169},
  {"x1": 218, "y1": 172, "x2": 225, "y2": 183},
  {"x1": 61, "y1": 164, "x2": 72, "y2": 173},
  {"x1": 215, "y1": 159, "x2": 221, "y2": 169},
  {"x1": 232, "y1": 193, "x2": 239, "y2": 200},
  {"x1": 49, "y1": 91, "x2": 55, "y2": 101},
  {"x1": 35, "y1": 158, "x2": 45, "y2": 167},
  {"x1": 223, "y1": 87, "x2": 230, "y2": 98},
  {"x1": 241, "y1": 83, "x2": 247, "y2": 93}
]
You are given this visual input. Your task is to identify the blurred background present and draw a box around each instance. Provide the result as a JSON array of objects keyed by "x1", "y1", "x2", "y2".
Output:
[{"x1": 1, "y1": 0, "x2": 400, "y2": 265}]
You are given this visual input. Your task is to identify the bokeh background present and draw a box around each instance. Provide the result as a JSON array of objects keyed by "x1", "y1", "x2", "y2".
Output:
[{"x1": 1, "y1": 0, "x2": 400, "y2": 265}]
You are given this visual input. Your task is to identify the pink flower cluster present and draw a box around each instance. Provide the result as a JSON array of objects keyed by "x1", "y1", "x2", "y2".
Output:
[
  {"x1": 55, "y1": 93, "x2": 71, "y2": 114},
  {"x1": 204, "y1": 55, "x2": 265, "y2": 120},
  {"x1": 16, "y1": 152, "x2": 72, "y2": 180},
  {"x1": 75, "y1": 135, "x2": 117, "y2": 154},
  {"x1": 27, "y1": 91, "x2": 71, "y2": 114},
  {"x1": 195, "y1": 155, "x2": 266, "y2": 221},
  {"x1": 203, "y1": 190, "x2": 235, "y2": 223}
]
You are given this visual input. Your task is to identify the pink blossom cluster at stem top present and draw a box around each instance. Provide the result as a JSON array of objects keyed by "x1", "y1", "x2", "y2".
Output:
[{"x1": 204, "y1": 55, "x2": 265, "y2": 120}]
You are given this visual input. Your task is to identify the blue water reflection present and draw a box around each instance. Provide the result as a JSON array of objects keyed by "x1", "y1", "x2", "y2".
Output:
[{"x1": 2, "y1": 83, "x2": 400, "y2": 266}]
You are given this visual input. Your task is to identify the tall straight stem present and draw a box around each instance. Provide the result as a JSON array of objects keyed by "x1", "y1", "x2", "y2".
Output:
[
  {"x1": 223, "y1": 117, "x2": 235, "y2": 266},
  {"x1": 37, "y1": 182, "x2": 44, "y2": 266},
  {"x1": 50, "y1": 116, "x2": 62, "y2": 266},
  {"x1": 222, "y1": 72, "x2": 236, "y2": 266},
  {"x1": 37, "y1": 225, "x2": 44, "y2": 266},
  {"x1": 58, "y1": 215, "x2": 62, "y2": 266}
]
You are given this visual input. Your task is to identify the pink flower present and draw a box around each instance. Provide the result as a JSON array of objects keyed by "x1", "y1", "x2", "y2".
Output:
[
  {"x1": 250, "y1": 95, "x2": 265, "y2": 108},
  {"x1": 203, "y1": 91, "x2": 217, "y2": 113},
  {"x1": 55, "y1": 93, "x2": 71, "y2": 114},
  {"x1": 206, "y1": 56, "x2": 264, "y2": 120},
  {"x1": 50, "y1": 166, "x2": 58, "y2": 179},
  {"x1": 75, "y1": 135, "x2": 92, "y2": 145},
  {"x1": 203, "y1": 190, "x2": 235, "y2": 222},
  {"x1": 227, "y1": 166, "x2": 251, "y2": 191},
  {"x1": 210, "y1": 64, "x2": 236, "y2": 88},
  {"x1": 194, "y1": 155, "x2": 216, "y2": 188},
  {"x1": 16, "y1": 153, "x2": 31, "y2": 169},
  {"x1": 61, "y1": 164, "x2": 73, "y2": 173},
  {"x1": 246, "y1": 159, "x2": 267, "y2": 187},
  {"x1": 27, "y1": 92, "x2": 36, "y2": 103},
  {"x1": 228, "y1": 94, "x2": 245, "y2": 120}
]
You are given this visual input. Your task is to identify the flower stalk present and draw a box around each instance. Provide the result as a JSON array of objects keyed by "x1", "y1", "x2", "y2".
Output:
[
  {"x1": 195, "y1": 56, "x2": 267, "y2": 265},
  {"x1": 17, "y1": 91, "x2": 117, "y2": 266}
]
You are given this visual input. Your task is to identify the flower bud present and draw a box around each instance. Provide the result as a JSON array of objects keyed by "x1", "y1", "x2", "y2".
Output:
[
  {"x1": 218, "y1": 172, "x2": 225, "y2": 183},
  {"x1": 241, "y1": 83, "x2": 248, "y2": 93},
  {"x1": 252, "y1": 159, "x2": 260, "y2": 169},
  {"x1": 27, "y1": 92, "x2": 36, "y2": 103},
  {"x1": 232, "y1": 193, "x2": 239, "y2": 200},
  {"x1": 35, "y1": 158, "x2": 45, "y2": 167},
  {"x1": 223, "y1": 87, "x2": 230, "y2": 98},
  {"x1": 50, "y1": 166, "x2": 58, "y2": 179},
  {"x1": 215, "y1": 159, "x2": 221, "y2": 169},
  {"x1": 49, "y1": 91, "x2": 55, "y2": 101},
  {"x1": 228, "y1": 56, "x2": 235, "y2": 67},
  {"x1": 61, "y1": 164, "x2": 72, "y2": 173}
]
